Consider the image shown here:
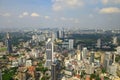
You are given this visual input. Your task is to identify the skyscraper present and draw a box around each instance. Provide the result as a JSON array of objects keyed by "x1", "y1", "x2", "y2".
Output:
[
  {"x1": 82, "y1": 47, "x2": 88, "y2": 59},
  {"x1": 96, "y1": 39, "x2": 101, "y2": 48},
  {"x1": 45, "y1": 38, "x2": 54, "y2": 69},
  {"x1": 90, "y1": 51, "x2": 94, "y2": 64},
  {"x1": 57, "y1": 30, "x2": 62, "y2": 39},
  {"x1": 104, "y1": 52, "x2": 113, "y2": 72},
  {"x1": 112, "y1": 36, "x2": 118, "y2": 45},
  {"x1": 6, "y1": 32, "x2": 12, "y2": 53},
  {"x1": 0, "y1": 70, "x2": 2, "y2": 80},
  {"x1": 51, "y1": 63, "x2": 57, "y2": 80},
  {"x1": 69, "y1": 39, "x2": 74, "y2": 50}
]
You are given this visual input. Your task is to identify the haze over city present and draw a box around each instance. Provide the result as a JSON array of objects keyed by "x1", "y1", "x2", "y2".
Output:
[
  {"x1": 1, "y1": 0, "x2": 120, "y2": 80},
  {"x1": 0, "y1": 0, "x2": 120, "y2": 30}
]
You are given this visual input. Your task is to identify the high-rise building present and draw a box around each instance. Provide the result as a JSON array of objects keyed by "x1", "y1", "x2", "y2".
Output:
[
  {"x1": 0, "y1": 70, "x2": 2, "y2": 80},
  {"x1": 6, "y1": 32, "x2": 12, "y2": 53},
  {"x1": 108, "y1": 65, "x2": 117, "y2": 76},
  {"x1": 112, "y1": 53, "x2": 116, "y2": 63},
  {"x1": 116, "y1": 46, "x2": 120, "y2": 55},
  {"x1": 76, "y1": 50, "x2": 81, "y2": 61},
  {"x1": 51, "y1": 63, "x2": 57, "y2": 80},
  {"x1": 82, "y1": 47, "x2": 88, "y2": 59},
  {"x1": 69, "y1": 39, "x2": 74, "y2": 49},
  {"x1": 104, "y1": 52, "x2": 113, "y2": 71},
  {"x1": 113, "y1": 36, "x2": 118, "y2": 45},
  {"x1": 57, "y1": 30, "x2": 61, "y2": 39},
  {"x1": 90, "y1": 51, "x2": 94, "y2": 64},
  {"x1": 57, "y1": 30, "x2": 64, "y2": 39},
  {"x1": 45, "y1": 38, "x2": 54, "y2": 69},
  {"x1": 96, "y1": 39, "x2": 101, "y2": 48},
  {"x1": 86, "y1": 65, "x2": 94, "y2": 75}
]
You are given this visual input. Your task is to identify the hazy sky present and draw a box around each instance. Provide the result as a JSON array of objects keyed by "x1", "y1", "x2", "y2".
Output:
[{"x1": 0, "y1": 0, "x2": 120, "y2": 29}]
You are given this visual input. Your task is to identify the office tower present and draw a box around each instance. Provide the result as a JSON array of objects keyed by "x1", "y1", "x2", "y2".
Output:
[
  {"x1": 104, "y1": 59, "x2": 110, "y2": 72},
  {"x1": 86, "y1": 65, "x2": 94, "y2": 75},
  {"x1": 113, "y1": 36, "x2": 118, "y2": 45},
  {"x1": 82, "y1": 47, "x2": 88, "y2": 59},
  {"x1": 45, "y1": 38, "x2": 54, "y2": 69},
  {"x1": 57, "y1": 30, "x2": 62, "y2": 39},
  {"x1": 96, "y1": 39, "x2": 101, "y2": 48},
  {"x1": 57, "y1": 30, "x2": 64, "y2": 39},
  {"x1": 69, "y1": 39, "x2": 74, "y2": 49},
  {"x1": 108, "y1": 65, "x2": 117, "y2": 76},
  {"x1": 101, "y1": 53, "x2": 105, "y2": 65},
  {"x1": 90, "y1": 51, "x2": 94, "y2": 64},
  {"x1": 77, "y1": 44, "x2": 83, "y2": 51},
  {"x1": 76, "y1": 50, "x2": 81, "y2": 61},
  {"x1": 63, "y1": 28, "x2": 65, "y2": 40},
  {"x1": 112, "y1": 53, "x2": 116, "y2": 63},
  {"x1": 6, "y1": 32, "x2": 12, "y2": 53},
  {"x1": 51, "y1": 32, "x2": 55, "y2": 42},
  {"x1": 0, "y1": 70, "x2": 2, "y2": 80},
  {"x1": 116, "y1": 46, "x2": 120, "y2": 54},
  {"x1": 51, "y1": 63, "x2": 57, "y2": 80},
  {"x1": 104, "y1": 52, "x2": 113, "y2": 72}
]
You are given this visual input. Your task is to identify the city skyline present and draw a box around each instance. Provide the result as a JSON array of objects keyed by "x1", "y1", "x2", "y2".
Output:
[{"x1": 0, "y1": 0, "x2": 120, "y2": 29}]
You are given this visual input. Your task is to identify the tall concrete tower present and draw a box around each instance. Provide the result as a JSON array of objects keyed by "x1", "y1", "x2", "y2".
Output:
[
  {"x1": 90, "y1": 51, "x2": 94, "y2": 64},
  {"x1": 6, "y1": 32, "x2": 12, "y2": 53},
  {"x1": 45, "y1": 38, "x2": 54, "y2": 69},
  {"x1": 82, "y1": 47, "x2": 88, "y2": 59},
  {"x1": 96, "y1": 39, "x2": 101, "y2": 48},
  {"x1": 113, "y1": 36, "x2": 118, "y2": 45},
  {"x1": 51, "y1": 63, "x2": 57, "y2": 80},
  {"x1": 0, "y1": 70, "x2": 2, "y2": 80}
]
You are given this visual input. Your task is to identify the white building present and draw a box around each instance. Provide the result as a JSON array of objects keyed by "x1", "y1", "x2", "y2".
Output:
[
  {"x1": 31, "y1": 49, "x2": 39, "y2": 58},
  {"x1": 96, "y1": 39, "x2": 101, "y2": 48},
  {"x1": 86, "y1": 65, "x2": 94, "y2": 74},
  {"x1": 116, "y1": 46, "x2": 120, "y2": 54},
  {"x1": 108, "y1": 65, "x2": 117, "y2": 76},
  {"x1": 45, "y1": 38, "x2": 54, "y2": 69},
  {"x1": 69, "y1": 39, "x2": 74, "y2": 49},
  {"x1": 104, "y1": 52, "x2": 112, "y2": 71},
  {"x1": 62, "y1": 39, "x2": 74, "y2": 50},
  {"x1": 57, "y1": 30, "x2": 64, "y2": 38},
  {"x1": 76, "y1": 50, "x2": 81, "y2": 61},
  {"x1": 26, "y1": 60, "x2": 32, "y2": 67},
  {"x1": 82, "y1": 47, "x2": 88, "y2": 59},
  {"x1": 113, "y1": 36, "x2": 118, "y2": 45},
  {"x1": 12, "y1": 61, "x2": 19, "y2": 67}
]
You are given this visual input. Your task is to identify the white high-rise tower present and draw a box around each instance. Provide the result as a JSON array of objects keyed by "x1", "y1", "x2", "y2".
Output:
[{"x1": 45, "y1": 38, "x2": 54, "y2": 69}]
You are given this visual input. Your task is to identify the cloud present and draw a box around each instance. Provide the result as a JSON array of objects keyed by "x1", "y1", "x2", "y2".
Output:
[
  {"x1": 74, "y1": 19, "x2": 79, "y2": 23},
  {"x1": 52, "y1": 0, "x2": 84, "y2": 11},
  {"x1": 44, "y1": 16, "x2": 50, "y2": 19},
  {"x1": 19, "y1": 12, "x2": 40, "y2": 18},
  {"x1": 19, "y1": 12, "x2": 29, "y2": 18},
  {"x1": 31, "y1": 13, "x2": 40, "y2": 17},
  {"x1": 0, "y1": 13, "x2": 11, "y2": 17},
  {"x1": 102, "y1": 0, "x2": 120, "y2": 4},
  {"x1": 53, "y1": 4, "x2": 62, "y2": 11},
  {"x1": 99, "y1": 7, "x2": 120, "y2": 14},
  {"x1": 89, "y1": 14, "x2": 94, "y2": 18},
  {"x1": 59, "y1": 17, "x2": 80, "y2": 23},
  {"x1": 60, "y1": 17, "x2": 67, "y2": 21},
  {"x1": 23, "y1": 12, "x2": 29, "y2": 16},
  {"x1": 18, "y1": 15, "x2": 23, "y2": 18}
]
